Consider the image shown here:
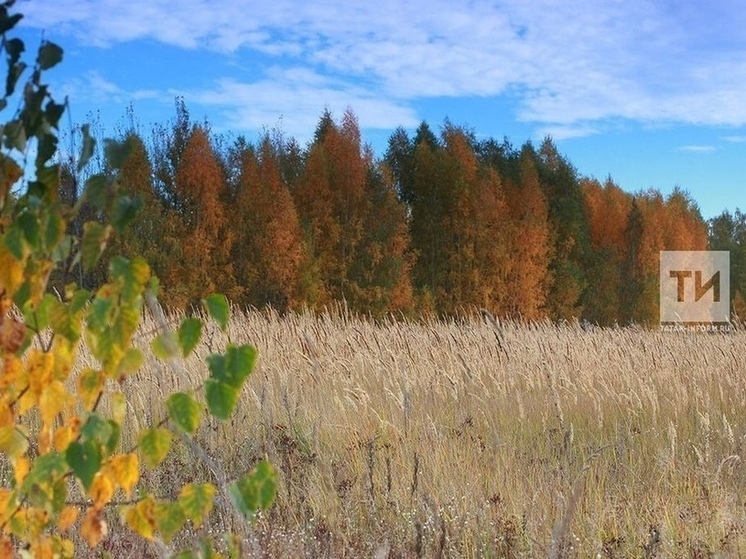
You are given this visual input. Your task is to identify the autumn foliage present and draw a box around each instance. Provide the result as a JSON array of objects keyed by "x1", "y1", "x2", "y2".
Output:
[{"x1": 67, "y1": 102, "x2": 719, "y2": 326}]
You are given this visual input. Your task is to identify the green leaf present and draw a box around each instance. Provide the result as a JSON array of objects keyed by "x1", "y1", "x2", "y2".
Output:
[
  {"x1": 81, "y1": 222, "x2": 111, "y2": 271},
  {"x1": 166, "y1": 393, "x2": 202, "y2": 435},
  {"x1": 4, "y1": 118, "x2": 26, "y2": 152},
  {"x1": 205, "y1": 379, "x2": 238, "y2": 421},
  {"x1": 36, "y1": 133, "x2": 57, "y2": 167},
  {"x1": 80, "y1": 413, "x2": 115, "y2": 451},
  {"x1": 178, "y1": 317, "x2": 202, "y2": 357},
  {"x1": 228, "y1": 461, "x2": 277, "y2": 522},
  {"x1": 66, "y1": 440, "x2": 101, "y2": 491},
  {"x1": 4, "y1": 221, "x2": 25, "y2": 259},
  {"x1": 153, "y1": 501, "x2": 186, "y2": 543},
  {"x1": 104, "y1": 138, "x2": 132, "y2": 170},
  {"x1": 44, "y1": 100, "x2": 65, "y2": 129},
  {"x1": 17, "y1": 211, "x2": 39, "y2": 248},
  {"x1": 0, "y1": 12, "x2": 23, "y2": 35},
  {"x1": 37, "y1": 41, "x2": 63, "y2": 70},
  {"x1": 138, "y1": 428, "x2": 172, "y2": 469},
  {"x1": 202, "y1": 293, "x2": 229, "y2": 331},
  {"x1": 22, "y1": 452, "x2": 67, "y2": 494},
  {"x1": 5, "y1": 38, "x2": 24, "y2": 65},
  {"x1": 83, "y1": 174, "x2": 108, "y2": 210},
  {"x1": 77, "y1": 124, "x2": 95, "y2": 172},
  {"x1": 178, "y1": 483, "x2": 216, "y2": 529},
  {"x1": 111, "y1": 194, "x2": 143, "y2": 234},
  {"x1": 207, "y1": 344, "x2": 257, "y2": 389},
  {"x1": 43, "y1": 204, "x2": 64, "y2": 250}
]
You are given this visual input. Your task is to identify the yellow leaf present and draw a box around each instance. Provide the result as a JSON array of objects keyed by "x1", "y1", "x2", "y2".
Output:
[
  {"x1": 0, "y1": 245, "x2": 24, "y2": 298},
  {"x1": 39, "y1": 380, "x2": 68, "y2": 426},
  {"x1": 81, "y1": 508, "x2": 107, "y2": 548},
  {"x1": 52, "y1": 339, "x2": 76, "y2": 382},
  {"x1": 17, "y1": 387, "x2": 36, "y2": 415},
  {"x1": 0, "y1": 354, "x2": 23, "y2": 391},
  {"x1": 14, "y1": 456, "x2": 29, "y2": 485},
  {"x1": 39, "y1": 425, "x2": 52, "y2": 454},
  {"x1": 53, "y1": 417, "x2": 80, "y2": 453},
  {"x1": 107, "y1": 453, "x2": 139, "y2": 498},
  {"x1": 123, "y1": 495, "x2": 155, "y2": 540},
  {"x1": 27, "y1": 349, "x2": 54, "y2": 401},
  {"x1": 24, "y1": 506, "x2": 49, "y2": 539},
  {"x1": 29, "y1": 535, "x2": 54, "y2": 559},
  {"x1": 0, "y1": 488, "x2": 15, "y2": 525},
  {"x1": 57, "y1": 505, "x2": 78, "y2": 532},
  {"x1": 89, "y1": 472, "x2": 114, "y2": 510},
  {"x1": 0, "y1": 397, "x2": 13, "y2": 428}
]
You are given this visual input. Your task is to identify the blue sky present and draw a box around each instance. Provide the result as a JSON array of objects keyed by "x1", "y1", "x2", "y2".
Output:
[{"x1": 16, "y1": 0, "x2": 746, "y2": 219}]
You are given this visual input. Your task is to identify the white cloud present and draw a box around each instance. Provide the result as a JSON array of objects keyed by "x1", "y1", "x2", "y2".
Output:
[
  {"x1": 676, "y1": 145, "x2": 716, "y2": 153},
  {"x1": 187, "y1": 73, "x2": 419, "y2": 144},
  {"x1": 18, "y1": 0, "x2": 746, "y2": 138}
]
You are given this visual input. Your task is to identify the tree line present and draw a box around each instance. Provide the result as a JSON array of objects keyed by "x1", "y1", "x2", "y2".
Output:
[{"x1": 56, "y1": 100, "x2": 744, "y2": 325}]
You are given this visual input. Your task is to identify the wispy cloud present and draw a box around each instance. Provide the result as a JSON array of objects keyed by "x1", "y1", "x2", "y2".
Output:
[
  {"x1": 676, "y1": 145, "x2": 716, "y2": 153},
  {"x1": 188, "y1": 72, "x2": 419, "y2": 144},
  {"x1": 19, "y1": 0, "x2": 746, "y2": 138}
]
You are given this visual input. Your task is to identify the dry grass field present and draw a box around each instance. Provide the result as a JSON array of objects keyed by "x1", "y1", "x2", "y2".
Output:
[{"x1": 83, "y1": 307, "x2": 746, "y2": 557}]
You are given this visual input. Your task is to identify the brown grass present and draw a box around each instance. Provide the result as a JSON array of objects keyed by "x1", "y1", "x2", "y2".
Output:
[{"x1": 77, "y1": 307, "x2": 746, "y2": 557}]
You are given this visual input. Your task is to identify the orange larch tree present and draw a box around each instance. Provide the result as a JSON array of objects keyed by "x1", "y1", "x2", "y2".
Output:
[
  {"x1": 231, "y1": 135, "x2": 303, "y2": 310},
  {"x1": 504, "y1": 146, "x2": 552, "y2": 321},
  {"x1": 167, "y1": 125, "x2": 235, "y2": 306}
]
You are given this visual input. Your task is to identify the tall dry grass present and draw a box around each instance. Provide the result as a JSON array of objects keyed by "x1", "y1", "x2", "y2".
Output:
[{"x1": 81, "y1": 307, "x2": 746, "y2": 557}]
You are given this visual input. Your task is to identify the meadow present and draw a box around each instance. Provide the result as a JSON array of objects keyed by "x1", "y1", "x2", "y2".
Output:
[{"x1": 92, "y1": 308, "x2": 746, "y2": 557}]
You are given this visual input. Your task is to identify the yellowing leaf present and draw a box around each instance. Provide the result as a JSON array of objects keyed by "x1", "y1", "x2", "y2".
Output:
[
  {"x1": 178, "y1": 483, "x2": 216, "y2": 529},
  {"x1": 0, "y1": 152, "x2": 22, "y2": 201},
  {"x1": 57, "y1": 505, "x2": 78, "y2": 532},
  {"x1": 107, "y1": 453, "x2": 139, "y2": 498},
  {"x1": 77, "y1": 368, "x2": 104, "y2": 410},
  {"x1": 153, "y1": 501, "x2": 186, "y2": 543},
  {"x1": 39, "y1": 380, "x2": 68, "y2": 426},
  {"x1": 138, "y1": 428, "x2": 172, "y2": 469},
  {"x1": 90, "y1": 472, "x2": 114, "y2": 510},
  {"x1": 81, "y1": 508, "x2": 107, "y2": 548},
  {"x1": 123, "y1": 495, "x2": 155, "y2": 540},
  {"x1": 0, "y1": 425, "x2": 28, "y2": 458},
  {"x1": 23, "y1": 506, "x2": 49, "y2": 539},
  {"x1": 13, "y1": 456, "x2": 28, "y2": 485},
  {"x1": 111, "y1": 391, "x2": 127, "y2": 425}
]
